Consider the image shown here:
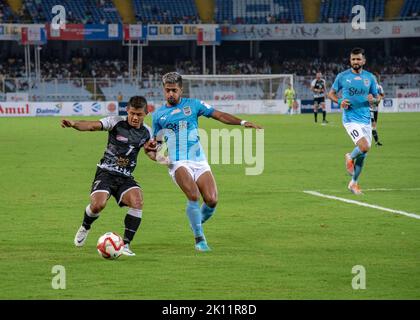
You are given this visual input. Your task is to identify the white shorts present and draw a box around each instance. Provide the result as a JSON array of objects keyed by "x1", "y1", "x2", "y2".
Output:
[
  {"x1": 343, "y1": 122, "x2": 372, "y2": 146},
  {"x1": 168, "y1": 160, "x2": 212, "y2": 185}
]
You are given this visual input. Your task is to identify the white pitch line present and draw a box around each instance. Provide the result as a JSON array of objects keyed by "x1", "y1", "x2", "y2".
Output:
[
  {"x1": 364, "y1": 188, "x2": 420, "y2": 192},
  {"x1": 303, "y1": 190, "x2": 420, "y2": 220}
]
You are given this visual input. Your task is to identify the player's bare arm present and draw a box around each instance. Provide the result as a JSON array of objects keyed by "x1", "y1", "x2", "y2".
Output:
[
  {"x1": 328, "y1": 89, "x2": 350, "y2": 109},
  {"x1": 211, "y1": 110, "x2": 263, "y2": 129},
  {"x1": 143, "y1": 139, "x2": 169, "y2": 164},
  {"x1": 368, "y1": 93, "x2": 380, "y2": 107},
  {"x1": 61, "y1": 119, "x2": 103, "y2": 131}
]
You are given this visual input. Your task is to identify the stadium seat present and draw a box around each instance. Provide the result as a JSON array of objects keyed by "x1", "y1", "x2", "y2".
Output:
[
  {"x1": 26, "y1": 0, "x2": 121, "y2": 24},
  {"x1": 319, "y1": 0, "x2": 385, "y2": 23},
  {"x1": 400, "y1": 0, "x2": 420, "y2": 19},
  {"x1": 133, "y1": 0, "x2": 198, "y2": 24},
  {"x1": 215, "y1": 0, "x2": 304, "y2": 24}
]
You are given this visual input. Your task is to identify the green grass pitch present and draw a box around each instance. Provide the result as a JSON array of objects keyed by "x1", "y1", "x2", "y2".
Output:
[{"x1": 0, "y1": 112, "x2": 419, "y2": 299}]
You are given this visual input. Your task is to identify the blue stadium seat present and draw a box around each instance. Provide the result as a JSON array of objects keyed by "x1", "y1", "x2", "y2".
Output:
[
  {"x1": 133, "y1": 0, "x2": 198, "y2": 24},
  {"x1": 215, "y1": 0, "x2": 304, "y2": 24},
  {"x1": 319, "y1": 0, "x2": 385, "y2": 23},
  {"x1": 400, "y1": 0, "x2": 420, "y2": 19},
  {"x1": 26, "y1": 0, "x2": 121, "y2": 24}
]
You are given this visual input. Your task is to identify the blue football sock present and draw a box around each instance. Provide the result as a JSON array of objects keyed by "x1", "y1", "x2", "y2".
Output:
[
  {"x1": 352, "y1": 153, "x2": 367, "y2": 183},
  {"x1": 350, "y1": 146, "x2": 363, "y2": 160},
  {"x1": 186, "y1": 200, "x2": 203, "y2": 238},
  {"x1": 201, "y1": 203, "x2": 216, "y2": 224}
]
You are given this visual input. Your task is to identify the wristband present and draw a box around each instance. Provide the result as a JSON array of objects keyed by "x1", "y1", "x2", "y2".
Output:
[
  {"x1": 240, "y1": 120, "x2": 247, "y2": 126},
  {"x1": 338, "y1": 98, "x2": 343, "y2": 107}
]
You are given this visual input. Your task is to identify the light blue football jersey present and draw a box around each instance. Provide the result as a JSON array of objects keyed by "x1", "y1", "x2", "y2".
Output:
[
  {"x1": 152, "y1": 98, "x2": 215, "y2": 162},
  {"x1": 332, "y1": 69, "x2": 378, "y2": 124}
]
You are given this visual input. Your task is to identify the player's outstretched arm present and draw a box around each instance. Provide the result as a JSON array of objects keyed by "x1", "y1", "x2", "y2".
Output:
[
  {"x1": 61, "y1": 119, "x2": 103, "y2": 131},
  {"x1": 211, "y1": 110, "x2": 263, "y2": 129}
]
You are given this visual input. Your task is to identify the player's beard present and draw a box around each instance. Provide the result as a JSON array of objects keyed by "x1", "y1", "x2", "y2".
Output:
[
  {"x1": 352, "y1": 64, "x2": 362, "y2": 72},
  {"x1": 167, "y1": 96, "x2": 178, "y2": 105}
]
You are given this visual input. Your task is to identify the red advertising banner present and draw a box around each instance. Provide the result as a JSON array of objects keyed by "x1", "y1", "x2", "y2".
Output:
[{"x1": 46, "y1": 24, "x2": 84, "y2": 40}]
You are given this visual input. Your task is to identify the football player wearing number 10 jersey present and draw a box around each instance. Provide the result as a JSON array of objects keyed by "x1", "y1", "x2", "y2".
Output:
[
  {"x1": 328, "y1": 47, "x2": 379, "y2": 195},
  {"x1": 151, "y1": 72, "x2": 262, "y2": 252}
]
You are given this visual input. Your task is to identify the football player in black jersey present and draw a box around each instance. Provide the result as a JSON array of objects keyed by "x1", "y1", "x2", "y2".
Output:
[
  {"x1": 61, "y1": 96, "x2": 165, "y2": 256},
  {"x1": 371, "y1": 72, "x2": 385, "y2": 146},
  {"x1": 311, "y1": 72, "x2": 328, "y2": 124}
]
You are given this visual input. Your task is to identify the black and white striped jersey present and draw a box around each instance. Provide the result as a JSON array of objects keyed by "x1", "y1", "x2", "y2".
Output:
[{"x1": 97, "y1": 116, "x2": 151, "y2": 177}]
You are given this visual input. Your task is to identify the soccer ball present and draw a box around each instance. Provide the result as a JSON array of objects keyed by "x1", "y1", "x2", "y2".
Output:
[{"x1": 96, "y1": 232, "x2": 124, "y2": 259}]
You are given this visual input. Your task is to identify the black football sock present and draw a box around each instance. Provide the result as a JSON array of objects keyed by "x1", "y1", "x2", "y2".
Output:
[
  {"x1": 314, "y1": 111, "x2": 318, "y2": 122},
  {"x1": 123, "y1": 209, "x2": 142, "y2": 244},
  {"x1": 372, "y1": 129, "x2": 379, "y2": 143},
  {"x1": 82, "y1": 205, "x2": 99, "y2": 230},
  {"x1": 323, "y1": 111, "x2": 326, "y2": 121}
]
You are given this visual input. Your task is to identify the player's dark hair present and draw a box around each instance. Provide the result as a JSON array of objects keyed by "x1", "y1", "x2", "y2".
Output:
[
  {"x1": 128, "y1": 96, "x2": 148, "y2": 113},
  {"x1": 351, "y1": 47, "x2": 365, "y2": 56},
  {"x1": 162, "y1": 72, "x2": 183, "y2": 88}
]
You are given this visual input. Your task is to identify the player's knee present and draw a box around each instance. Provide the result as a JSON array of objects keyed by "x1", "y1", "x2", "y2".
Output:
[
  {"x1": 130, "y1": 197, "x2": 144, "y2": 210},
  {"x1": 90, "y1": 201, "x2": 106, "y2": 214},
  {"x1": 206, "y1": 198, "x2": 218, "y2": 208},
  {"x1": 360, "y1": 144, "x2": 370, "y2": 153},
  {"x1": 187, "y1": 193, "x2": 200, "y2": 202}
]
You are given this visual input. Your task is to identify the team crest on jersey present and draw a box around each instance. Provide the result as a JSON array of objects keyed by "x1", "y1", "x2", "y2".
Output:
[
  {"x1": 171, "y1": 108, "x2": 181, "y2": 115},
  {"x1": 183, "y1": 106, "x2": 192, "y2": 116},
  {"x1": 364, "y1": 79, "x2": 370, "y2": 87}
]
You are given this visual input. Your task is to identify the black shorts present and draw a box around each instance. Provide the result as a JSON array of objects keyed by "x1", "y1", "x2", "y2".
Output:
[
  {"x1": 90, "y1": 167, "x2": 141, "y2": 207},
  {"x1": 314, "y1": 97, "x2": 325, "y2": 105},
  {"x1": 370, "y1": 110, "x2": 378, "y2": 123}
]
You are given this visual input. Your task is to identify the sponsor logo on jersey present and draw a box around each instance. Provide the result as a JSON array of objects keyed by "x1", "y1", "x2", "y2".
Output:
[
  {"x1": 354, "y1": 76, "x2": 362, "y2": 80},
  {"x1": 170, "y1": 108, "x2": 181, "y2": 115},
  {"x1": 348, "y1": 88, "x2": 367, "y2": 96},
  {"x1": 116, "y1": 157, "x2": 130, "y2": 167},
  {"x1": 183, "y1": 106, "x2": 192, "y2": 116},
  {"x1": 116, "y1": 135, "x2": 128, "y2": 142}
]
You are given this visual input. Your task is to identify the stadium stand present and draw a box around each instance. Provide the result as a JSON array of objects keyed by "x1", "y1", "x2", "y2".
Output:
[
  {"x1": 400, "y1": 0, "x2": 420, "y2": 19},
  {"x1": 0, "y1": 0, "x2": 32, "y2": 23},
  {"x1": 132, "y1": 0, "x2": 199, "y2": 24},
  {"x1": 320, "y1": 0, "x2": 385, "y2": 23},
  {"x1": 215, "y1": 0, "x2": 304, "y2": 24},
  {"x1": 26, "y1": 0, "x2": 121, "y2": 24}
]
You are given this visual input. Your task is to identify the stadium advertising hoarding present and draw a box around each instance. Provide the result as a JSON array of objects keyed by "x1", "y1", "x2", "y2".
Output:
[
  {"x1": 46, "y1": 24, "x2": 122, "y2": 40},
  {"x1": 203, "y1": 100, "x2": 296, "y2": 114},
  {"x1": 396, "y1": 88, "x2": 420, "y2": 98},
  {"x1": 3, "y1": 99, "x2": 420, "y2": 118},
  {"x1": 221, "y1": 21, "x2": 420, "y2": 41},
  {"x1": 345, "y1": 20, "x2": 420, "y2": 39},
  {"x1": 0, "y1": 101, "x2": 118, "y2": 117},
  {"x1": 1, "y1": 21, "x2": 419, "y2": 42},
  {"x1": 0, "y1": 24, "x2": 44, "y2": 41}
]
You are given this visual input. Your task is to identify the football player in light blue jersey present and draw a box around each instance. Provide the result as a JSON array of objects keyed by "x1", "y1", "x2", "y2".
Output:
[
  {"x1": 328, "y1": 47, "x2": 379, "y2": 195},
  {"x1": 151, "y1": 72, "x2": 262, "y2": 252}
]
